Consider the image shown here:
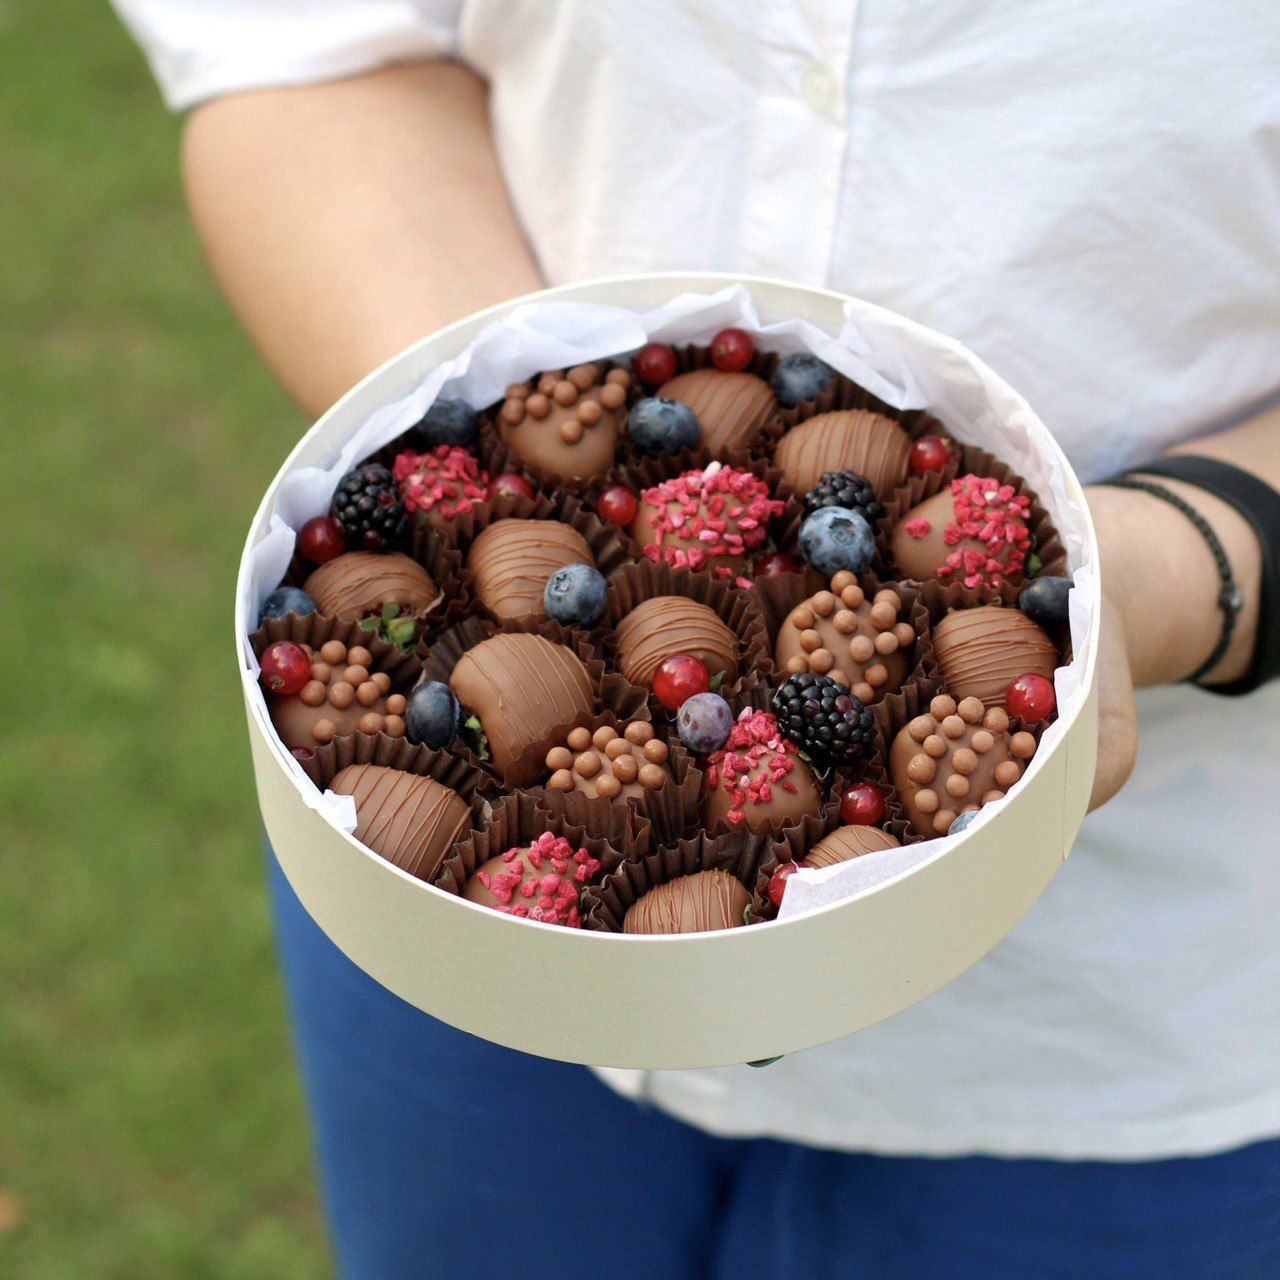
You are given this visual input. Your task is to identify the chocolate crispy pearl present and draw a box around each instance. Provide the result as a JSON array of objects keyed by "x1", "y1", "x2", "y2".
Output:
[
  {"x1": 498, "y1": 365, "x2": 631, "y2": 482},
  {"x1": 889, "y1": 693, "x2": 1037, "y2": 837},
  {"x1": 703, "y1": 709, "x2": 821, "y2": 831},
  {"x1": 775, "y1": 571, "x2": 916, "y2": 705},
  {"x1": 466, "y1": 518, "x2": 593, "y2": 623},
  {"x1": 329, "y1": 763, "x2": 470, "y2": 882},
  {"x1": 658, "y1": 368, "x2": 778, "y2": 457},
  {"x1": 303, "y1": 551, "x2": 438, "y2": 623},
  {"x1": 773, "y1": 409, "x2": 912, "y2": 498},
  {"x1": 269, "y1": 640, "x2": 407, "y2": 752},
  {"x1": 544, "y1": 721, "x2": 672, "y2": 802},
  {"x1": 803, "y1": 825, "x2": 901, "y2": 869},
  {"x1": 448, "y1": 633, "x2": 594, "y2": 776},
  {"x1": 622, "y1": 869, "x2": 750, "y2": 935},
  {"x1": 613, "y1": 595, "x2": 739, "y2": 688},
  {"x1": 933, "y1": 605, "x2": 1059, "y2": 708},
  {"x1": 890, "y1": 475, "x2": 1033, "y2": 589}
]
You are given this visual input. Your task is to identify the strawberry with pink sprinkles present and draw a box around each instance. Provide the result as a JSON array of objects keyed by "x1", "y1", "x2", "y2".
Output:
[
  {"x1": 631, "y1": 463, "x2": 784, "y2": 588},
  {"x1": 701, "y1": 708, "x2": 821, "y2": 831},
  {"x1": 394, "y1": 445, "x2": 490, "y2": 524},
  {"x1": 463, "y1": 831, "x2": 600, "y2": 927}
]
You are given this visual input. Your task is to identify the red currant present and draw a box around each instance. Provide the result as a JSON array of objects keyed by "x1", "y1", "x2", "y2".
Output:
[
  {"x1": 1005, "y1": 673, "x2": 1056, "y2": 722},
  {"x1": 488, "y1": 473, "x2": 534, "y2": 501},
  {"x1": 908, "y1": 434, "x2": 952, "y2": 476},
  {"x1": 597, "y1": 484, "x2": 639, "y2": 528},
  {"x1": 260, "y1": 641, "x2": 311, "y2": 696},
  {"x1": 767, "y1": 861, "x2": 799, "y2": 908},
  {"x1": 753, "y1": 551, "x2": 802, "y2": 577},
  {"x1": 297, "y1": 516, "x2": 345, "y2": 564},
  {"x1": 839, "y1": 781, "x2": 886, "y2": 826},
  {"x1": 652, "y1": 653, "x2": 710, "y2": 712},
  {"x1": 634, "y1": 342, "x2": 678, "y2": 387},
  {"x1": 709, "y1": 328, "x2": 755, "y2": 373}
]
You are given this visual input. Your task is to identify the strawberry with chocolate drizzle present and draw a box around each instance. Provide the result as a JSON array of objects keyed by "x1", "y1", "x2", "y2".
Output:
[
  {"x1": 890, "y1": 473, "x2": 1033, "y2": 588},
  {"x1": 701, "y1": 708, "x2": 821, "y2": 831},
  {"x1": 630, "y1": 463, "x2": 785, "y2": 588}
]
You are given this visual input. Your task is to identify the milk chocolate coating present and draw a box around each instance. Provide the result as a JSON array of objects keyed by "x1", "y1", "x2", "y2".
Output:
[
  {"x1": 543, "y1": 720, "x2": 672, "y2": 802},
  {"x1": 269, "y1": 640, "x2": 407, "y2": 751},
  {"x1": 658, "y1": 368, "x2": 777, "y2": 457},
  {"x1": 933, "y1": 606, "x2": 1058, "y2": 708},
  {"x1": 888, "y1": 693, "x2": 1036, "y2": 837},
  {"x1": 773, "y1": 410, "x2": 912, "y2": 498},
  {"x1": 329, "y1": 763, "x2": 470, "y2": 882},
  {"x1": 463, "y1": 833, "x2": 599, "y2": 926},
  {"x1": 303, "y1": 552, "x2": 437, "y2": 622},
  {"x1": 498, "y1": 366, "x2": 630, "y2": 482},
  {"x1": 802, "y1": 825, "x2": 900, "y2": 869},
  {"x1": 449, "y1": 633, "x2": 594, "y2": 776},
  {"x1": 467, "y1": 518, "x2": 593, "y2": 623},
  {"x1": 622, "y1": 869, "x2": 750, "y2": 934},
  {"x1": 614, "y1": 596, "x2": 740, "y2": 688},
  {"x1": 774, "y1": 573, "x2": 915, "y2": 705},
  {"x1": 703, "y1": 711, "x2": 822, "y2": 832}
]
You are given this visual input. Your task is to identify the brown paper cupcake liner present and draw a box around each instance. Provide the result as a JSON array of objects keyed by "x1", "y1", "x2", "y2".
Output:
[
  {"x1": 530, "y1": 711, "x2": 703, "y2": 849},
  {"x1": 600, "y1": 560, "x2": 774, "y2": 709},
  {"x1": 875, "y1": 445, "x2": 1066, "y2": 585},
  {"x1": 249, "y1": 611, "x2": 423, "y2": 691},
  {"x1": 441, "y1": 486, "x2": 634, "y2": 630},
  {"x1": 873, "y1": 677, "x2": 1047, "y2": 844},
  {"x1": 418, "y1": 615, "x2": 651, "y2": 788},
  {"x1": 476, "y1": 359, "x2": 642, "y2": 494},
  {"x1": 434, "y1": 792, "x2": 637, "y2": 923},
  {"x1": 764, "y1": 571, "x2": 937, "y2": 703},
  {"x1": 750, "y1": 748, "x2": 912, "y2": 923},
  {"x1": 581, "y1": 828, "x2": 772, "y2": 933}
]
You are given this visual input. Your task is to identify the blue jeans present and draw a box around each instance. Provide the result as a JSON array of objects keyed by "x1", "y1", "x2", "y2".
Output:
[{"x1": 268, "y1": 852, "x2": 1280, "y2": 1280}]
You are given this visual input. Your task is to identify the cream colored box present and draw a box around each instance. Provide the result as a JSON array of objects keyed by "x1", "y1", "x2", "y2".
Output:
[{"x1": 238, "y1": 273, "x2": 1098, "y2": 1069}]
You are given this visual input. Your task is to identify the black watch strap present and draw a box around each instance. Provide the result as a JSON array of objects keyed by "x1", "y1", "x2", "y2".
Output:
[{"x1": 1134, "y1": 455, "x2": 1280, "y2": 695}]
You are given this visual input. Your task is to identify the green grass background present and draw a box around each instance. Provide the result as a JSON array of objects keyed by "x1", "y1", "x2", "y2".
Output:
[{"x1": 1, "y1": 1, "x2": 331, "y2": 1274}]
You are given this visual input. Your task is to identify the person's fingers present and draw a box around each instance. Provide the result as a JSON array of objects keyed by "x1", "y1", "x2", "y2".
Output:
[{"x1": 1088, "y1": 596, "x2": 1138, "y2": 811}]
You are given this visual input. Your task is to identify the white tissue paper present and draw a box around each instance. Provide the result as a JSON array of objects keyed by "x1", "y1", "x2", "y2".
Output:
[{"x1": 240, "y1": 284, "x2": 1096, "y2": 906}]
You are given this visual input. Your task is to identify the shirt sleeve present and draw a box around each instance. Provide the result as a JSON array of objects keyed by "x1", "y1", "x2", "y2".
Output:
[{"x1": 112, "y1": 0, "x2": 461, "y2": 110}]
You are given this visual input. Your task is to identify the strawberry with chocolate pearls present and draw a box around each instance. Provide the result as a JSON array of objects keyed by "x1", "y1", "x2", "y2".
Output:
[
  {"x1": 543, "y1": 721, "x2": 673, "y2": 802},
  {"x1": 888, "y1": 694, "x2": 1037, "y2": 837}
]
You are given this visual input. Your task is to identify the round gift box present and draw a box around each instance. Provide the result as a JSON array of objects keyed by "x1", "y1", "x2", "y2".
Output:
[{"x1": 238, "y1": 273, "x2": 1099, "y2": 1069}]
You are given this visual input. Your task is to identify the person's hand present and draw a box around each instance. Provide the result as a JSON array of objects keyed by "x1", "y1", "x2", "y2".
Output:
[{"x1": 1089, "y1": 585, "x2": 1138, "y2": 810}]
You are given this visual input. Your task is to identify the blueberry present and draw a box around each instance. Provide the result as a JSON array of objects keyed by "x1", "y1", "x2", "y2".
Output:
[
  {"x1": 404, "y1": 681, "x2": 461, "y2": 748},
  {"x1": 676, "y1": 692, "x2": 734, "y2": 755},
  {"x1": 1017, "y1": 575, "x2": 1072, "y2": 629},
  {"x1": 770, "y1": 353, "x2": 836, "y2": 409},
  {"x1": 949, "y1": 810, "x2": 979, "y2": 836},
  {"x1": 259, "y1": 587, "x2": 316, "y2": 624},
  {"x1": 627, "y1": 397, "x2": 700, "y2": 455},
  {"x1": 410, "y1": 397, "x2": 479, "y2": 448},
  {"x1": 543, "y1": 563, "x2": 608, "y2": 628},
  {"x1": 797, "y1": 506, "x2": 876, "y2": 577}
]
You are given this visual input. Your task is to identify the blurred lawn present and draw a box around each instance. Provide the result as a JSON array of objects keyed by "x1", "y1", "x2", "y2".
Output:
[{"x1": 0, "y1": 1, "x2": 330, "y2": 1275}]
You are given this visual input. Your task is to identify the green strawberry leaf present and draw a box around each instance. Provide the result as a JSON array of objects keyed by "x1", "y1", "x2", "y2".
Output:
[{"x1": 708, "y1": 671, "x2": 725, "y2": 693}]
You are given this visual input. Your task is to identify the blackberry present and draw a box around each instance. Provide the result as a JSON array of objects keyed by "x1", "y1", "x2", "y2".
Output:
[
  {"x1": 804, "y1": 470, "x2": 882, "y2": 525},
  {"x1": 771, "y1": 674, "x2": 874, "y2": 765},
  {"x1": 331, "y1": 462, "x2": 407, "y2": 551}
]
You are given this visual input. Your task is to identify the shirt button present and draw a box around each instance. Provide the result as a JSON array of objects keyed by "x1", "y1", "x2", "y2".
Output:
[{"x1": 800, "y1": 62, "x2": 840, "y2": 118}]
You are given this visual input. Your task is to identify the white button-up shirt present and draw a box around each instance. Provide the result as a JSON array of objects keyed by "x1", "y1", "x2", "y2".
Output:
[{"x1": 115, "y1": 0, "x2": 1280, "y2": 1159}]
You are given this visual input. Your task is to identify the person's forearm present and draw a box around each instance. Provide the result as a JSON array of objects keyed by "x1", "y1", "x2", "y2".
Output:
[
  {"x1": 1087, "y1": 407, "x2": 1277, "y2": 688},
  {"x1": 182, "y1": 61, "x2": 543, "y2": 417}
]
